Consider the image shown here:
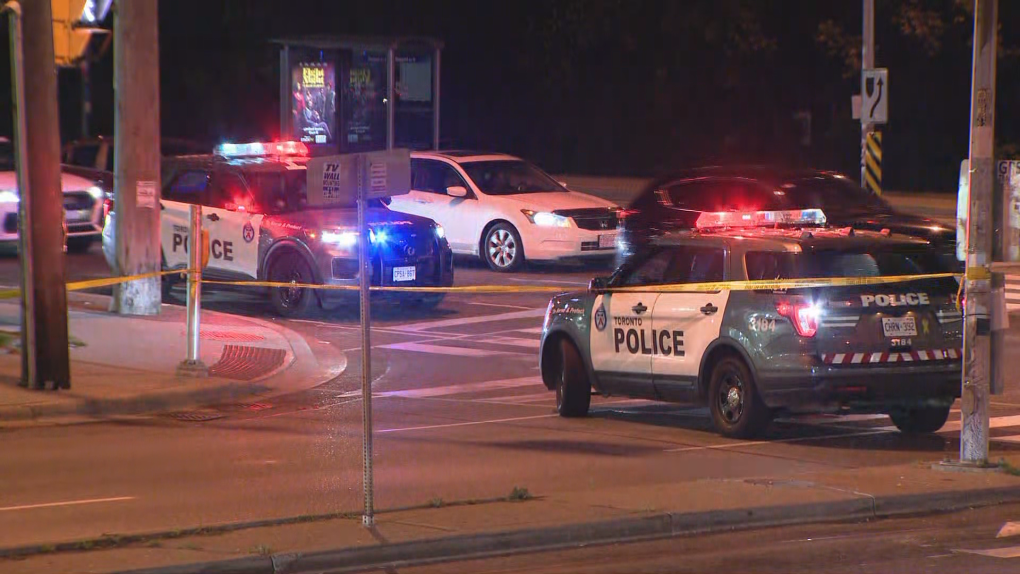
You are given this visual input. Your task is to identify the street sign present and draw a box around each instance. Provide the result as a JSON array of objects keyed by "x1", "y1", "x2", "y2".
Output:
[
  {"x1": 306, "y1": 149, "x2": 411, "y2": 206},
  {"x1": 861, "y1": 68, "x2": 888, "y2": 124}
]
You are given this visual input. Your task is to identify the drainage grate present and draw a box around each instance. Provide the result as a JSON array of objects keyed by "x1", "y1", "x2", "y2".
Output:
[
  {"x1": 162, "y1": 411, "x2": 226, "y2": 422},
  {"x1": 209, "y1": 345, "x2": 287, "y2": 381}
]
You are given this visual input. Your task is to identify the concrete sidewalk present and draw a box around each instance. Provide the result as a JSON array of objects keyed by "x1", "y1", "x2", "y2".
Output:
[
  {"x1": 2, "y1": 451, "x2": 1017, "y2": 573},
  {"x1": 0, "y1": 293, "x2": 344, "y2": 425}
]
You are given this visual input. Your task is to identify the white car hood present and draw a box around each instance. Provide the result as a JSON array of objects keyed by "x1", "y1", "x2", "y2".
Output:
[
  {"x1": 496, "y1": 190, "x2": 617, "y2": 212},
  {"x1": 0, "y1": 170, "x2": 96, "y2": 193}
]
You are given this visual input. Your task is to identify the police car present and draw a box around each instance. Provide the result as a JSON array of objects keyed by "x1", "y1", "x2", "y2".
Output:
[
  {"x1": 102, "y1": 141, "x2": 454, "y2": 316},
  {"x1": 539, "y1": 209, "x2": 962, "y2": 438}
]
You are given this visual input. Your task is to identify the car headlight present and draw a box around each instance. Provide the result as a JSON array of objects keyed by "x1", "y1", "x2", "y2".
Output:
[
  {"x1": 434, "y1": 223, "x2": 446, "y2": 239},
  {"x1": 0, "y1": 190, "x2": 19, "y2": 203},
  {"x1": 87, "y1": 186, "x2": 104, "y2": 200},
  {"x1": 320, "y1": 230, "x2": 359, "y2": 247},
  {"x1": 522, "y1": 209, "x2": 571, "y2": 228}
]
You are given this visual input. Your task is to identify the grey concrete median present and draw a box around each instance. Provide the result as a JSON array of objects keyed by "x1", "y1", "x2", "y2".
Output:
[{"x1": 113, "y1": 483, "x2": 1020, "y2": 574}]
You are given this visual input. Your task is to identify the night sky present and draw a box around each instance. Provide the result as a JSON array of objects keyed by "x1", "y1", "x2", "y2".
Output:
[{"x1": 4, "y1": 0, "x2": 1020, "y2": 192}]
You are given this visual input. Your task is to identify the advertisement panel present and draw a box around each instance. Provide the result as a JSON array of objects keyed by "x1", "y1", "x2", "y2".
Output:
[{"x1": 292, "y1": 62, "x2": 336, "y2": 145}]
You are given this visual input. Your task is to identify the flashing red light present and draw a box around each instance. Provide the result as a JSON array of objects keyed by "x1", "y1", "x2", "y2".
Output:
[
  {"x1": 694, "y1": 208, "x2": 826, "y2": 229},
  {"x1": 775, "y1": 298, "x2": 819, "y2": 337}
]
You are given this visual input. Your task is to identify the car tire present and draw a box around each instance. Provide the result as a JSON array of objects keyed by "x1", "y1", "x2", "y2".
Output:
[
  {"x1": 708, "y1": 355, "x2": 772, "y2": 439},
  {"x1": 66, "y1": 236, "x2": 93, "y2": 254},
  {"x1": 268, "y1": 255, "x2": 317, "y2": 318},
  {"x1": 555, "y1": 339, "x2": 591, "y2": 417},
  {"x1": 482, "y1": 223, "x2": 524, "y2": 272},
  {"x1": 888, "y1": 403, "x2": 952, "y2": 434}
]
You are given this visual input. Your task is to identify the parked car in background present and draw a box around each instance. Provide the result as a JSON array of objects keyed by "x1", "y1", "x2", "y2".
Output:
[{"x1": 387, "y1": 151, "x2": 622, "y2": 272}]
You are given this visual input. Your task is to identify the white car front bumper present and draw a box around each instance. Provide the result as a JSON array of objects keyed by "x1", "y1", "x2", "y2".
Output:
[{"x1": 523, "y1": 225, "x2": 619, "y2": 261}]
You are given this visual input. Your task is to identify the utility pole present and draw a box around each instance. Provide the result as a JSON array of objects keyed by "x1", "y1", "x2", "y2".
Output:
[
  {"x1": 960, "y1": 0, "x2": 998, "y2": 466},
  {"x1": 860, "y1": 0, "x2": 875, "y2": 188},
  {"x1": 15, "y1": 0, "x2": 71, "y2": 390},
  {"x1": 111, "y1": 0, "x2": 161, "y2": 315}
]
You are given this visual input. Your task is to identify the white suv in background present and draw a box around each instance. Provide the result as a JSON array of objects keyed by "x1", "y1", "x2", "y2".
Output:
[{"x1": 388, "y1": 151, "x2": 621, "y2": 272}]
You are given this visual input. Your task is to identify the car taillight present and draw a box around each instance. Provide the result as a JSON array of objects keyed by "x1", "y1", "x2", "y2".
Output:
[
  {"x1": 103, "y1": 197, "x2": 113, "y2": 216},
  {"x1": 776, "y1": 298, "x2": 819, "y2": 337}
]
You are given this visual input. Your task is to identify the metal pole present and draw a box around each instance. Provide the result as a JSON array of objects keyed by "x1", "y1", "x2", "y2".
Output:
[
  {"x1": 80, "y1": 57, "x2": 91, "y2": 138},
  {"x1": 176, "y1": 204, "x2": 207, "y2": 377},
  {"x1": 357, "y1": 154, "x2": 374, "y2": 526},
  {"x1": 960, "y1": 0, "x2": 998, "y2": 466},
  {"x1": 111, "y1": 0, "x2": 162, "y2": 316},
  {"x1": 19, "y1": 0, "x2": 70, "y2": 390},
  {"x1": 5, "y1": 1, "x2": 35, "y2": 388},
  {"x1": 387, "y1": 47, "x2": 395, "y2": 150},
  {"x1": 433, "y1": 48, "x2": 441, "y2": 150},
  {"x1": 860, "y1": 0, "x2": 875, "y2": 188}
]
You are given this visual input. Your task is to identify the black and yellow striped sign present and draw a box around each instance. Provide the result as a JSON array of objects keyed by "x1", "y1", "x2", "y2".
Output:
[{"x1": 865, "y1": 130, "x2": 882, "y2": 195}]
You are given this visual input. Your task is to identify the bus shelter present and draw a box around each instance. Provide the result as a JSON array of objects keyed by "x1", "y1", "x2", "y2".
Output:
[{"x1": 274, "y1": 35, "x2": 443, "y2": 156}]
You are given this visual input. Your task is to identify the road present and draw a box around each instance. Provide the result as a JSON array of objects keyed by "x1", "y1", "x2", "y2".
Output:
[
  {"x1": 1, "y1": 243, "x2": 1020, "y2": 555},
  {"x1": 402, "y1": 502, "x2": 1020, "y2": 573}
]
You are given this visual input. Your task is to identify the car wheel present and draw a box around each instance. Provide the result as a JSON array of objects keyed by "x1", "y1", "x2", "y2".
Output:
[
  {"x1": 708, "y1": 355, "x2": 772, "y2": 439},
  {"x1": 483, "y1": 223, "x2": 524, "y2": 272},
  {"x1": 555, "y1": 339, "x2": 591, "y2": 417},
  {"x1": 268, "y1": 255, "x2": 317, "y2": 318},
  {"x1": 66, "y1": 236, "x2": 93, "y2": 254},
  {"x1": 888, "y1": 402, "x2": 952, "y2": 434}
]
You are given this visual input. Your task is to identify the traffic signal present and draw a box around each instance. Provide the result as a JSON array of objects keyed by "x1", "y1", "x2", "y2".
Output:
[{"x1": 51, "y1": 0, "x2": 112, "y2": 66}]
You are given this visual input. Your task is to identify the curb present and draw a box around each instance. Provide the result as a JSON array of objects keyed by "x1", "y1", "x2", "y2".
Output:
[
  {"x1": 114, "y1": 484, "x2": 1020, "y2": 574},
  {"x1": 0, "y1": 294, "x2": 346, "y2": 424}
]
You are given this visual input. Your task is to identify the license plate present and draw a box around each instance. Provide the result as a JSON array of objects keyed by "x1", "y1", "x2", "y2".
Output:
[
  {"x1": 598, "y1": 233, "x2": 617, "y2": 249},
  {"x1": 882, "y1": 317, "x2": 917, "y2": 337},
  {"x1": 392, "y1": 266, "x2": 416, "y2": 282}
]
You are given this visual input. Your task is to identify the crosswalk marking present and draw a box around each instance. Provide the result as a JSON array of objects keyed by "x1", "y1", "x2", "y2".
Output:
[
  {"x1": 378, "y1": 341, "x2": 521, "y2": 357},
  {"x1": 875, "y1": 413, "x2": 1020, "y2": 434},
  {"x1": 396, "y1": 308, "x2": 545, "y2": 333},
  {"x1": 488, "y1": 336, "x2": 541, "y2": 349},
  {"x1": 956, "y1": 545, "x2": 1020, "y2": 559},
  {"x1": 376, "y1": 376, "x2": 542, "y2": 399},
  {"x1": 516, "y1": 327, "x2": 545, "y2": 334}
]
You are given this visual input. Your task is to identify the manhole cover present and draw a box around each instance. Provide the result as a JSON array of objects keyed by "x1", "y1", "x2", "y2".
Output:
[{"x1": 163, "y1": 411, "x2": 226, "y2": 422}]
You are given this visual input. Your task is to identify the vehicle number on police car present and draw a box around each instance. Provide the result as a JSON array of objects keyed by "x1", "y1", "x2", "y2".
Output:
[
  {"x1": 882, "y1": 317, "x2": 917, "y2": 337},
  {"x1": 598, "y1": 234, "x2": 616, "y2": 249},
  {"x1": 393, "y1": 266, "x2": 416, "y2": 282}
]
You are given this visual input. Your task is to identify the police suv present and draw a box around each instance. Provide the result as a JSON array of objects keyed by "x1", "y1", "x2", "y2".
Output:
[
  {"x1": 539, "y1": 209, "x2": 962, "y2": 438},
  {"x1": 102, "y1": 141, "x2": 454, "y2": 316}
]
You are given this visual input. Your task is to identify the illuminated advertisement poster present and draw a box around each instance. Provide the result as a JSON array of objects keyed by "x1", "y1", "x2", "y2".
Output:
[
  {"x1": 292, "y1": 62, "x2": 336, "y2": 145},
  {"x1": 344, "y1": 52, "x2": 387, "y2": 151}
]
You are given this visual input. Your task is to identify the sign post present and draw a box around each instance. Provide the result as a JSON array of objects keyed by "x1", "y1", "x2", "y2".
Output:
[{"x1": 306, "y1": 149, "x2": 411, "y2": 527}]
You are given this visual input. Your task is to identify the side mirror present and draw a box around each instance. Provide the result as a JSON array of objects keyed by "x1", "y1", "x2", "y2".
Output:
[
  {"x1": 589, "y1": 276, "x2": 608, "y2": 293},
  {"x1": 446, "y1": 185, "x2": 468, "y2": 198}
]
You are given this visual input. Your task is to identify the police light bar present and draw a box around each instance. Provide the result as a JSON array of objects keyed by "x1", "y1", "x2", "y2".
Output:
[
  {"x1": 695, "y1": 208, "x2": 827, "y2": 229},
  {"x1": 215, "y1": 141, "x2": 309, "y2": 158}
]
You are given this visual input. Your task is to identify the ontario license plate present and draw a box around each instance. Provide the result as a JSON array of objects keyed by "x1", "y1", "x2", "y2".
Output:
[
  {"x1": 882, "y1": 317, "x2": 917, "y2": 337},
  {"x1": 392, "y1": 266, "x2": 416, "y2": 282},
  {"x1": 598, "y1": 233, "x2": 617, "y2": 249}
]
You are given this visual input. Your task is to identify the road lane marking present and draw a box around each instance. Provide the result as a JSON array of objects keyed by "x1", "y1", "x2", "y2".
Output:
[
  {"x1": 998, "y1": 522, "x2": 1020, "y2": 538},
  {"x1": 664, "y1": 429, "x2": 891, "y2": 453},
  {"x1": 955, "y1": 546, "x2": 1020, "y2": 558},
  {"x1": 377, "y1": 376, "x2": 542, "y2": 399},
  {"x1": 465, "y1": 301, "x2": 535, "y2": 310},
  {"x1": 378, "y1": 414, "x2": 556, "y2": 434},
  {"x1": 0, "y1": 496, "x2": 135, "y2": 513},
  {"x1": 515, "y1": 327, "x2": 545, "y2": 334},
  {"x1": 378, "y1": 341, "x2": 524, "y2": 357},
  {"x1": 489, "y1": 336, "x2": 541, "y2": 349},
  {"x1": 396, "y1": 308, "x2": 545, "y2": 333}
]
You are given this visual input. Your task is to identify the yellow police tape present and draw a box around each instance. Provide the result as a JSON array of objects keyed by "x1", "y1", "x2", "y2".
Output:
[
  {"x1": 201, "y1": 272, "x2": 962, "y2": 295},
  {"x1": 0, "y1": 270, "x2": 964, "y2": 300}
]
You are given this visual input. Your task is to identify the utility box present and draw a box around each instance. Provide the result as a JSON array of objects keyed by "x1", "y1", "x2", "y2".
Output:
[{"x1": 274, "y1": 36, "x2": 443, "y2": 157}]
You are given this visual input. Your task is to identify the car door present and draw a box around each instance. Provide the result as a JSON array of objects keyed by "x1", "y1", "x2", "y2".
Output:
[
  {"x1": 650, "y1": 245, "x2": 730, "y2": 402},
  {"x1": 390, "y1": 159, "x2": 478, "y2": 253},
  {"x1": 204, "y1": 171, "x2": 263, "y2": 279},
  {"x1": 588, "y1": 249, "x2": 675, "y2": 398},
  {"x1": 161, "y1": 170, "x2": 210, "y2": 270}
]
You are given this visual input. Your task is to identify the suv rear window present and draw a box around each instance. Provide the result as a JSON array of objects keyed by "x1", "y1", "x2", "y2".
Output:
[{"x1": 745, "y1": 250, "x2": 950, "y2": 280}]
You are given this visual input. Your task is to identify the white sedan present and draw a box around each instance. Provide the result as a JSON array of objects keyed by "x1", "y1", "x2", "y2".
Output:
[
  {"x1": 387, "y1": 151, "x2": 620, "y2": 272},
  {"x1": 0, "y1": 169, "x2": 108, "y2": 253}
]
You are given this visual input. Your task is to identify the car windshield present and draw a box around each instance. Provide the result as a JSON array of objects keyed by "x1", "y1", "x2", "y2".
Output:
[
  {"x1": 460, "y1": 160, "x2": 565, "y2": 195},
  {"x1": 248, "y1": 172, "x2": 383, "y2": 213},
  {"x1": 775, "y1": 176, "x2": 890, "y2": 213}
]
